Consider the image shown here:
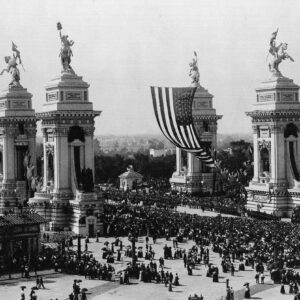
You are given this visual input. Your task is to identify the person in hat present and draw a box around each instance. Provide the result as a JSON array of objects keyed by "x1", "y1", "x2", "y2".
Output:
[
  {"x1": 168, "y1": 280, "x2": 172, "y2": 292},
  {"x1": 255, "y1": 272, "x2": 259, "y2": 284},
  {"x1": 30, "y1": 288, "x2": 37, "y2": 300},
  {"x1": 36, "y1": 277, "x2": 39, "y2": 289},
  {"x1": 280, "y1": 281, "x2": 286, "y2": 294},
  {"x1": 294, "y1": 281, "x2": 299, "y2": 294},
  {"x1": 289, "y1": 281, "x2": 294, "y2": 294},
  {"x1": 20, "y1": 286, "x2": 26, "y2": 300},
  {"x1": 294, "y1": 291, "x2": 300, "y2": 300},
  {"x1": 230, "y1": 287, "x2": 234, "y2": 300},
  {"x1": 174, "y1": 273, "x2": 179, "y2": 286},
  {"x1": 81, "y1": 290, "x2": 87, "y2": 300},
  {"x1": 244, "y1": 283, "x2": 250, "y2": 299},
  {"x1": 39, "y1": 276, "x2": 45, "y2": 289}
]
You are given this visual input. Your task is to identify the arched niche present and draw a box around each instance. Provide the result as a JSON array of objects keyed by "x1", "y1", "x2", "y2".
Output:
[
  {"x1": 284, "y1": 123, "x2": 298, "y2": 138},
  {"x1": 203, "y1": 121, "x2": 209, "y2": 132},
  {"x1": 68, "y1": 126, "x2": 85, "y2": 143},
  {"x1": 260, "y1": 148, "x2": 270, "y2": 173}
]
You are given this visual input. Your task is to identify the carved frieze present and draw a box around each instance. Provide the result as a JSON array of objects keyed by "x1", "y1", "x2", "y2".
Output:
[
  {"x1": 252, "y1": 125, "x2": 258, "y2": 134},
  {"x1": 45, "y1": 144, "x2": 54, "y2": 156},
  {"x1": 52, "y1": 127, "x2": 68, "y2": 137},
  {"x1": 84, "y1": 126, "x2": 95, "y2": 136},
  {"x1": 258, "y1": 140, "x2": 271, "y2": 151}
]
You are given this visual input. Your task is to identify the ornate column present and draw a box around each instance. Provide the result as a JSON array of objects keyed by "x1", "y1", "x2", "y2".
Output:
[
  {"x1": 2, "y1": 127, "x2": 16, "y2": 182},
  {"x1": 27, "y1": 125, "x2": 37, "y2": 175},
  {"x1": 252, "y1": 125, "x2": 259, "y2": 182},
  {"x1": 176, "y1": 147, "x2": 182, "y2": 174},
  {"x1": 187, "y1": 153, "x2": 194, "y2": 176},
  {"x1": 84, "y1": 126, "x2": 95, "y2": 174},
  {"x1": 53, "y1": 127, "x2": 69, "y2": 193},
  {"x1": 270, "y1": 124, "x2": 285, "y2": 183},
  {"x1": 42, "y1": 129, "x2": 48, "y2": 191},
  {"x1": 45, "y1": 144, "x2": 54, "y2": 190}
]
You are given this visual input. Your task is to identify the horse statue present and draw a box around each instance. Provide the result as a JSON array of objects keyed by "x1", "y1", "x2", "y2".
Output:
[
  {"x1": 57, "y1": 22, "x2": 75, "y2": 74},
  {"x1": 267, "y1": 29, "x2": 294, "y2": 77},
  {"x1": 0, "y1": 42, "x2": 24, "y2": 88},
  {"x1": 189, "y1": 51, "x2": 200, "y2": 86}
]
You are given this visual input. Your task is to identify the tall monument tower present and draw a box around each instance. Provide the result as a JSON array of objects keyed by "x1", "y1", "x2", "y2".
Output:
[
  {"x1": 246, "y1": 29, "x2": 300, "y2": 217},
  {"x1": 29, "y1": 23, "x2": 103, "y2": 235},
  {"x1": 170, "y1": 52, "x2": 222, "y2": 194},
  {"x1": 0, "y1": 43, "x2": 37, "y2": 213}
]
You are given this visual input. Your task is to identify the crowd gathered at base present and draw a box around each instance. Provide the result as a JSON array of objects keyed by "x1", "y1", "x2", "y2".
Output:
[{"x1": 5, "y1": 189, "x2": 300, "y2": 300}]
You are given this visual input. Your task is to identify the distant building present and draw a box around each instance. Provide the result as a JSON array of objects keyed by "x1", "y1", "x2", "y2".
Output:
[
  {"x1": 149, "y1": 149, "x2": 166, "y2": 157},
  {"x1": 149, "y1": 148, "x2": 176, "y2": 157},
  {"x1": 119, "y1": 166, "x2": 143, "y2": 191},
  {"x1": 0, "y1": 212, "x2": 46, "y2": 264}
]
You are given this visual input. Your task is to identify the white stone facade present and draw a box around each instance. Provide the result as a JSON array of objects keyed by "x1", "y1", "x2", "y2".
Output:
[
  {"x1": 246, "y1": 76, "x2": 300, "y2": 217},
  {"x1": 170, "y1": 84, "x2": 222, "y2": 194},
  {"x1": 0, "y1": 87, "x2": 37, "y2": 213},
  {"x1": 28, "y1": 72, "x2": 104, "y2": 236}
]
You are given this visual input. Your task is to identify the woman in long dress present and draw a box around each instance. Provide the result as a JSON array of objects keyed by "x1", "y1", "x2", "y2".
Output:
[
  {"x1": 280, "y1": 282, "x2": 286, "y2": 294},
  {"x1": 244, "y1": 284, "x2": 250, "y2": 298},
  {"x1": 111, "y1": 271, "x2": 115, "y2": 282}
]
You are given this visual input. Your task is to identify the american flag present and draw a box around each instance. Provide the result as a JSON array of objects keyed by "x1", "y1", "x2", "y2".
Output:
[{"x1": 151, "y1": 86, "x2": 215, "y2": 168}]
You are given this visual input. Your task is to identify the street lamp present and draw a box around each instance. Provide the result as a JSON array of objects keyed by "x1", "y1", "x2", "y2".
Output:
[
  {"x1": 200, "y1": 180, "x2": 205, "y2": 195},
  {"x1": 185, "y1": 177, "x2": 190, "y2": 195},
  {"x1": 77, "y1": 235, "x2": 81, "y2": 260},
  {"x1": 128, "y1": 232, "x2": 137, "y2": 266}
]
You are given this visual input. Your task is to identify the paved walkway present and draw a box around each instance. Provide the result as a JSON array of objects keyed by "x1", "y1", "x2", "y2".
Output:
[
  {"x1": 0, "y1": 207, "x2": 294, "y2": 300},
  {"x1": 176, "y1": 206, "x2": 238, "y2": 218},
  {"x1": 234, "y1": 281, "x2": 279, "y2": 300}
]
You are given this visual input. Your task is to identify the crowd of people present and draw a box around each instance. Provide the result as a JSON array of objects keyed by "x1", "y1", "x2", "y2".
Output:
[
  {"x1": 5, "y1": 183, "x2": 300, "y2": 300},
  {"x1": 102, "y1": 203, "x2": 300, "y2": 279}
]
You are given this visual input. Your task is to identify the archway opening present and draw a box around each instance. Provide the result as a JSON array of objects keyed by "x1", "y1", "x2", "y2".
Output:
[{"x1": 260, "y1": 148, "x2": 270, "y2": 173}]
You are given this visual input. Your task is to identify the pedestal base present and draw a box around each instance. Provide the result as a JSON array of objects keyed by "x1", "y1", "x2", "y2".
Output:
[
  {"x1": 69, "y1": 191, "x2": 103, "y2": 236},
  {"x1": 246, "y1": 181, "x2": 289, "y2": 217},
  {"x1": 29, "y1": 189, "x2": 104, "y2": 235},
  {"x1": 170, "y1": 173, "x2": 214, "y2": 194}
]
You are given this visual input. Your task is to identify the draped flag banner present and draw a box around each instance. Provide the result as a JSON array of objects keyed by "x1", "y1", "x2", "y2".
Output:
[{"x1": 150, "y1": 86, "x2": 215, "y2": 167}]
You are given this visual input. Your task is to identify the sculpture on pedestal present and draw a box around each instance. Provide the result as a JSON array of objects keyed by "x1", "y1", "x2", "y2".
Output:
[
  {"x1": 57, "y1": 22, "x2": 75, "y2": 74},
  {"x1": 0, "y1": 42, "x2": 24, "y2": 88},
  {"x1": 189, "y1": 51, "x2": 200, "y2": 86},
  {"x1": 268, "y1": 28, "x2": 294, "y2": 77},
  {"x1": 24, "y1": 151, "x2": 35, "y2": 197}
]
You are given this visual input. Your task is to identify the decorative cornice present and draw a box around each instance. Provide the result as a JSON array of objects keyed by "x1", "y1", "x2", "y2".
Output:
[
  {"x1": 36, "y1": 110, "x2": 101, "y2": 120},
  {"x1": 193, "y1": 115, "x2": 222, "y2": 121},
  {"x1": 0, "y1": 117, "x2": 37, "y2": 128},
  {"x1": 246, "y1": 110, "x2": 300, "y2": 121}
]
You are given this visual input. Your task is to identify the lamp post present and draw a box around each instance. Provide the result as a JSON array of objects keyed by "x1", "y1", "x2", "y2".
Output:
[
  {"x1": 185, "y1": 177, "x2": 190, "y2": 195},
  {"x1": 77, "y1": 235, "x2": 81, "y2": 260},
  {"x1": 201, "y1": 180, "x2": 204, "y2": 195},
  {"x1": 128, "y1": 232, "x2": 137, "y2": 266}
]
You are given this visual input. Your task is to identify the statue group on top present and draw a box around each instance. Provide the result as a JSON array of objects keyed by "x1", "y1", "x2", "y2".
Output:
[
  {"x1": 0, "y1": 22, "x2": 76, "y2": 89},
  {"x1": 57, "y1": 22, "x2": 75, "y2": 74},
  {"x1": 189, "y1": 51, "x2": 200, "y2": 86},
  {"x1": 268, "y1": 28, "x2": 294, "y2": 77},
  {"x1": 0, "y1": 42, "x2": 24, "y2": 88}
]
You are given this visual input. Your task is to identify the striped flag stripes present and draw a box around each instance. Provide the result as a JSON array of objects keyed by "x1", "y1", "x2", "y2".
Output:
[{"x1": 151, "y1": 86, "x2": 215, "y2": 168}]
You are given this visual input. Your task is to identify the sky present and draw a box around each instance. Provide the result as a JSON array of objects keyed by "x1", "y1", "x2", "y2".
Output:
[{"x1": 0, "y1": 0, "x2": 299, "y2": 136}]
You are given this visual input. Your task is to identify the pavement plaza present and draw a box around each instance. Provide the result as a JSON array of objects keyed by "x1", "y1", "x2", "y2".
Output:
[{"x1": 0, "y1": 209, "x2": 297, "y2": 300}]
